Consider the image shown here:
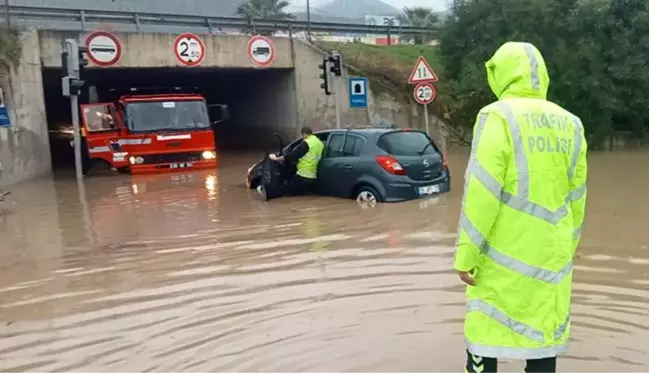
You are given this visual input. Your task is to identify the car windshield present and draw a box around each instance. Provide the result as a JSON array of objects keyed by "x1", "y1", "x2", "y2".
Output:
[
  {"x1": 377, "y1": 131, "x2": 437, "y2": 156},
  {"x1": 125, "y1": 100, "x2": 210, "y2": 132}
]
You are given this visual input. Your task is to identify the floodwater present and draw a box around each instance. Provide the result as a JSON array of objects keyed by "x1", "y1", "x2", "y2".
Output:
[{"x1": 0, "y1": 150, "x2": 647, "y2": 372}]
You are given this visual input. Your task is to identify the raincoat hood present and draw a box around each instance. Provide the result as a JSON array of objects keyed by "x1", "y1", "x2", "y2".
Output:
[{"x1": 485, "y1": 42, "x2": 549, "y2": 100}]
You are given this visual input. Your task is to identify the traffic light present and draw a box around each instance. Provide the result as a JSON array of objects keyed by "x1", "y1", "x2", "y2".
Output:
[
  {"x1": 61, "y1": 76, "x2": 86, "y2": 97},
  {"x1": 319, "y1": 58, "x2": 331, "y2": 95},
  {"x1": 329, "y1": 51, "x2": 342, "y2": 76},
  {"x1": 78, "y1": 45, "x2": 88, "y2": 78}
]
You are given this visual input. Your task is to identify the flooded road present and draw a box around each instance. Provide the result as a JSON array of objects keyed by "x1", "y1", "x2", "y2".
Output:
[{"x1": 0, "y1": 150, "x2": 647, "y2": 372}]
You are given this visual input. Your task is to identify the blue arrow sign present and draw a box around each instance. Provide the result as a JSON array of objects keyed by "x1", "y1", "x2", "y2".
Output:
[{"x1": 348, "y1": 77, "x2": 368, "y2": 108}]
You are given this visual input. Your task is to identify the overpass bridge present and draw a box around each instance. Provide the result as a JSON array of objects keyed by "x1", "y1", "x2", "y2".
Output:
[{"x1": 0, "y1": 5, "x2": 441, "y2": 185}]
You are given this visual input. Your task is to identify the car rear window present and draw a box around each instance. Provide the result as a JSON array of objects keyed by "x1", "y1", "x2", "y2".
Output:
[{"x1": 377, "y1": 131, "x2": 438, "y2": 156}]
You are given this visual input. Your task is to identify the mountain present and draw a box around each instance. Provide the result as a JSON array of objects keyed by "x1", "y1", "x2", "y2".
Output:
[
  {"x1": 315, "y1": 0, "x2": 400, "y2": 18},
  {"x1": 19, "y1": 0, "x2": 245, "y2": 17}
]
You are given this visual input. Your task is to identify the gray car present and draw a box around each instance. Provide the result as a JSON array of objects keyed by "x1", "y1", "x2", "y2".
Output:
[{"x1": 246, "y1": 127, "x2": 451, "y2": 203}]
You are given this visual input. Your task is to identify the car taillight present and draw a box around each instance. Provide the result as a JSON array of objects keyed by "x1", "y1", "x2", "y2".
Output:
[
  {"x1": 442, "y1": 152, "x2": 448, "y2": 171},
  {"x1": 376, "y1": 155, "x2": 406, "y2": 175}
]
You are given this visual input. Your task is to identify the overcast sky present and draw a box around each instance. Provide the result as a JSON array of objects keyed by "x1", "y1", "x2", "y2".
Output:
[{"x1": 289, "y1": 0, "x2": 450, "y2": 12}]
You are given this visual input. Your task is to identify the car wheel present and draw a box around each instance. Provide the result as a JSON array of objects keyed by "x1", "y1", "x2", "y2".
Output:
[{"x1": 355, "y1": 185, "x2": 381, "y2": 209}]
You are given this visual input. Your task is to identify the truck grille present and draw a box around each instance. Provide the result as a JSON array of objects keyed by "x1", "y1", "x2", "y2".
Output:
[{"x1": 141, "y1": 152, "x2": 204, "y2": 164}]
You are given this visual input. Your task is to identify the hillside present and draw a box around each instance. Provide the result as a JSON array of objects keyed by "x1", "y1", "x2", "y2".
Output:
[
  {"x1": 316, "y1": 42, "x2": 441, "y2": 90},
  {"x1": 315, "y1": 42, "x2": 469, "y2": 145},
  {"x1": 317, "y1": 0, "x2": 400, "y2": 18}
]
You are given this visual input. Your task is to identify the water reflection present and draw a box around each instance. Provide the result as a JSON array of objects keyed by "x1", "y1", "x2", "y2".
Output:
[{"x1": 0, "y1": 151, "x2": 647, "y2": 371}]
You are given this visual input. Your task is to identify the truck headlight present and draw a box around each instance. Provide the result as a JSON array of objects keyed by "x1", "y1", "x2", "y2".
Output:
[
  {"x1": 202, "y1": 150, "x2": 216, "y2": 160},
  {"x1": 129, "y1": 156, "x2": 144, "y2": 164}
]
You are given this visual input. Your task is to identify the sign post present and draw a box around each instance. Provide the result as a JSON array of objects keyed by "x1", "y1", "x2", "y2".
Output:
[
  {"x1": 62, "y1": 39, "x2": 87, "y2": 181},
  {"x1": 407, "y1": 56, "x2": 439, "y2": 136},
  {"x1": 413, "y1": 82, "x2": 436, "y2": 134}
]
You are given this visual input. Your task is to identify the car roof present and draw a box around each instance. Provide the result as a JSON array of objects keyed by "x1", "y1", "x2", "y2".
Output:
[{"x1": 315, "y1": 128, "x2": 421, "y2": 136}]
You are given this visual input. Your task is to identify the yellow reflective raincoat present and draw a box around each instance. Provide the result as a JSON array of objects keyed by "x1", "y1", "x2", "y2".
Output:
[{"x1": 454, "y1": 42, "x2": 588, "y2": 360}]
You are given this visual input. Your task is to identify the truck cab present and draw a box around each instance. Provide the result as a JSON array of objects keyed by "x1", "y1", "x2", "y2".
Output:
[{"x1": 80, "y1": 92, "x2": 227, "y2": 174}]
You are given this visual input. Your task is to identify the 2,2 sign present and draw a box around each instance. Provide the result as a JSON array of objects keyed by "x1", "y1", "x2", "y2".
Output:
[
  {"x1": 413, "y1": 82, "x2": 436, "y2": 105},
  {"x1": 174, "y1": 33, "x2": 206, "y2": 67}
]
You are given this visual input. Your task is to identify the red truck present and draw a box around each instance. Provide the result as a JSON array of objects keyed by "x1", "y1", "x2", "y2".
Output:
[{"x1": 78, "y1": 88, "x2": 227, "y2": 175}]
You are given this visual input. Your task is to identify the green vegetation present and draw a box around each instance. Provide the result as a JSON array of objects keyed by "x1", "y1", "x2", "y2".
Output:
[
  {"x1": 316, "y1": 42, "x2": 440, "y2": 90},
  {"x1": 0, "y1": 27, "x2": 21, "y2": 69},
  {"x1": 438, "y1": 0, "x2": 649, "y2": 148},
  {"x1": 236, "y1": 0, "x2": 294, "y2": 35},
  {"x1": 320, "y1": 0, "x2": 649, "y2": 148}
]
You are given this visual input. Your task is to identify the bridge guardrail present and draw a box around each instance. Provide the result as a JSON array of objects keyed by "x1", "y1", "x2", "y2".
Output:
[{"x1": 1, "y1": 5, "x2": 436, "y2": 35}]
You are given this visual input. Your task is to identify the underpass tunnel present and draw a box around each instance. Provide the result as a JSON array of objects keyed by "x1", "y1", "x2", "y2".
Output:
[{"x1": 42, "y1": 67, "x2": 297, "y2": 169}]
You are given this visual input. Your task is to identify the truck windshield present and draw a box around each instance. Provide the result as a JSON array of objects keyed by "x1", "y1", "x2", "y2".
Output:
[{"x1": 125, "y1": 100, "x2": 210, "y2": 132}]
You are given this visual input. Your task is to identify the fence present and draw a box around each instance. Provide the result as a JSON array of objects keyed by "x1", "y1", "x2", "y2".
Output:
[{"x1": 2, "y1": 5, "x2": 436, "y2": 37}]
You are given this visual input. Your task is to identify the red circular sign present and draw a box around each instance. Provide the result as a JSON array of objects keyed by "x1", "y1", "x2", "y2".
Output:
[
  {"x1": 173, "y1": 33, "x2": 206, "y2": 67},
  {"x1": 413, "y1": 82, "x2": 436, "y2": 105},
  {"x1": 247, "y1": 35, "x2": 275, "y2": 67},
  {"x1": 85, "y1": 31, "x2": 122, "y2": 67}
]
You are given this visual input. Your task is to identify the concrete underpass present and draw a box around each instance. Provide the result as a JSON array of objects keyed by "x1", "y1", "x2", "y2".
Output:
[
  {"x1": 1, "y1": 30, "x2": 437, "y2": 185},
  {"x1": 42, "y1": 67, "x2": 297, "y2": 170}
]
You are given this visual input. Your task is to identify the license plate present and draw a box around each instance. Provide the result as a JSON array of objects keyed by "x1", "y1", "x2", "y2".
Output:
[
  {"x1": 169, "y1": 162, "x2": 193, "y2": 169},
  {"x1": 418, "y1": 184, "x2": 440, "y2": 196}
]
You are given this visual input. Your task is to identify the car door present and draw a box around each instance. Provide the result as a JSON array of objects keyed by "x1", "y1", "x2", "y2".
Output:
[{"x1": 317, "y1": 133, "x2": 365, "y2": 198}]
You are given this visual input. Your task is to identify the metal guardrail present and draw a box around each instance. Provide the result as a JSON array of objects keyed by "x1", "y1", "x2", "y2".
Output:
[{"x1": 2, "y1": 5, "x2": 436, "y2": 35}]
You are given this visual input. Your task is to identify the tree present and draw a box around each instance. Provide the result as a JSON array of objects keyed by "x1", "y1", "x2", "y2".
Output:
[
  {"x1": 236, "y1": 0, "x2": 295, "y2": 35},
  {"x1": 436, "y1": 0, "x2": 649, "y2": 148},
  {"x1": 398, "y1": 7, "x2": 440, "y2": 44},
  {"x1": 236, "y1": 0, "x2": 294, "y2": 21}
]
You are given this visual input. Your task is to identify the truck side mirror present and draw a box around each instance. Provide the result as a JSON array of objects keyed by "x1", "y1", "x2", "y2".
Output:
[{"x1": 208, "y1": 104, "x2": 229, "y2": 124}]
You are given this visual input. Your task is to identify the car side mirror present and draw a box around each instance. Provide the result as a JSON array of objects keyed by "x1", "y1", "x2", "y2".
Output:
[{"x1": 208, "y1": 104, "x2": 229, "y2": 125}]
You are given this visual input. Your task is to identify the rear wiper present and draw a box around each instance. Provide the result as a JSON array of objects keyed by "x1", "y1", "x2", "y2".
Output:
[{"x1": 418, "y1": 142, "x2": 432, "y2": 155}]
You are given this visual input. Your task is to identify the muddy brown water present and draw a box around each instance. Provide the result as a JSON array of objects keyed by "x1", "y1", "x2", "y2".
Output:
[{"x1": 0, "y1": 150, "x2": 647, "y2": 372}]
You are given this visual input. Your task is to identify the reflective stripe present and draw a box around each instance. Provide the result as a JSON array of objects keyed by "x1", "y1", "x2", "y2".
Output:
[
  {"x1": 467, "y1": 299, "x2": 545, "y2": 343},
  {"x1": 554, "y1": 316, "x2": 570, "y2": 339},
  {"x1": 496, "y1": 102, "x2": 529, "y2": 199},
  {"x1": 523, "y1": 43, "x2": 540, "y2": 90},
  {"x1": 467, "y1": 340, "x2": 569, "y2": 360},
  {"x1": 573, "y1": 224, "x2": 583, "y2": 240},
  {"x1": 468, "y1": 160, "x2": 568, "y2": 224},
  {"x1": 568, "y1": 184, "x2": 586, "y2": 202},
  {"x1": 460, "y1": 212, "x2": 572, "y2": 284},
  {"x1": 568, "y1": 117, "x2": 583, "y2": 180}
]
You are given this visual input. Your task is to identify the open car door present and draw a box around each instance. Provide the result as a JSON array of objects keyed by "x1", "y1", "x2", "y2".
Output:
[{"x1": 80, "y1": 103, "x2": 128, "y2": 170}]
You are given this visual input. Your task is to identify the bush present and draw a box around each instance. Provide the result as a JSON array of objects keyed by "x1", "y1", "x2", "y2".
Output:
[
  {"x1": 437, "y1": 0, "x2": 649, "y2": 148},
  {"x1": 0, "y1": 27, "x2": 21, "y2": 69}
]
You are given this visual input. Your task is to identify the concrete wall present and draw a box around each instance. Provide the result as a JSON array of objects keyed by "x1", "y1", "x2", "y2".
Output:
[
  {"x1": 39, "y1": 31, "x2": 294, "y2": 69},
  {"x1": 0, "y1": 30, "x2": 51, "y2": 187}
]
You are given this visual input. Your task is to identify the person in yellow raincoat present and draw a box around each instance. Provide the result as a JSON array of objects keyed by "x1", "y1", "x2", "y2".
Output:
[{"x1": 454, "y1": 41, "x2": 588, "y2": 373}]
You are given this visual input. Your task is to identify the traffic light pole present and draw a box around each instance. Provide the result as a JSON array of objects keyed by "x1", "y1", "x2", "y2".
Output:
[
  {"x1": 319, "y1": 51, "x2": 343, "y2": 129},
  {"x1": 62, "y1": 39, "x2": 87, "y2": 180},
  {"x1": 333, "y1": 77, "x2": 342, "y2": 129}
]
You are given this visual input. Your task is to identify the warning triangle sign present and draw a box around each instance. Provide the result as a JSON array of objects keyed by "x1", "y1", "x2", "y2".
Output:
[{"x1": 408, "y1": 56, "x2": 439, "y2": 84}]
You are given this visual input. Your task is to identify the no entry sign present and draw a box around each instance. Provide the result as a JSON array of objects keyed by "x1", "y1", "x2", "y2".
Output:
[
  {"x1": 174, "y1": 33, "x2": 206, "y2": 67},
  {"x1": 85, "y1": 31, "x2": 122, "y2": 67}
]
